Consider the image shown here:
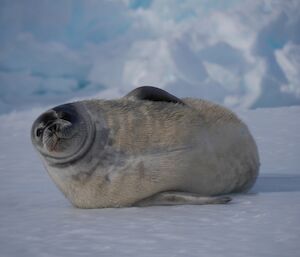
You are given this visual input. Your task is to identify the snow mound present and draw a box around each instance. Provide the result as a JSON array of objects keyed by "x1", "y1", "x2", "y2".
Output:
[{"x1": 1, "y1": 0, "x2": 300, "y2": 114}]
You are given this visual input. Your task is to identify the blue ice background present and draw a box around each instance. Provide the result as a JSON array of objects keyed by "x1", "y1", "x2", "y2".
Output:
[{"x1": 0, "y1": 0, "x2": 300, "y2": 113}]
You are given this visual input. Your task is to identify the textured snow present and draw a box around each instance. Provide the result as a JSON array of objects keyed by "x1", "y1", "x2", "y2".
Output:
[
  {"x1": 0, "y1": 106, "x2": 299, "y2": 257},
  {"x1": 1, "y1": 0, "x2": 300, "y2": 113}
]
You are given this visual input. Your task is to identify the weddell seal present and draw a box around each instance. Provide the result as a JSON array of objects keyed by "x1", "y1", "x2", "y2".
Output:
[{"x1": 31, "y1": 86, "x2": 260, "y2": 208}]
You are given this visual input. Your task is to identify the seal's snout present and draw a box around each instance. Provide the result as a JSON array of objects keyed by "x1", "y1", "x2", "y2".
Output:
[
  {"x1": 31, "y1": 103, "x2": 83, "y2": 156},
  {"x1": 32, "y1": 102, "x2": 97, "y2": 165}
]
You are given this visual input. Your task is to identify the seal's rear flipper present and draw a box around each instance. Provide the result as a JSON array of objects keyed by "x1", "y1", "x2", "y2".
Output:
[
  {"x1": 124, "y1": 86, "x2": 185, "y2": 105},
  {"x1": 133, "y1": 191, "x2": 232, "y2": 207}
]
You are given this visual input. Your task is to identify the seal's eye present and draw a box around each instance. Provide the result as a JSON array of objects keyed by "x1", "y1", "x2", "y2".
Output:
[{"x1": 36, "y1": 128, "x2": 43, "y2": 138}]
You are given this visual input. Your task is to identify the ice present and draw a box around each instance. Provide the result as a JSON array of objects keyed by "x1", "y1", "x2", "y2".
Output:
[
  {"x1": 275, "y1": 42, "x2": 300, "y2": 98},
  {"x1": 1, "y1": 0, "x2": 300, "y2": 114},
  {"x1": 0, "y1": 105, "x2": 299, "y2": 257}
]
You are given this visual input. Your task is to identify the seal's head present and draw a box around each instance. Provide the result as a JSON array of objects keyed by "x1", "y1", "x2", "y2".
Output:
[{"x1": 31, "y1": 103, "x2": 95, "y2": 165}]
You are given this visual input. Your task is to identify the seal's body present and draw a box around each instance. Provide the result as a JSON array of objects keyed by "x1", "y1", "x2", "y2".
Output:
[{"x1": 31, "y1": 87, "x2": 259, "y2": 208}]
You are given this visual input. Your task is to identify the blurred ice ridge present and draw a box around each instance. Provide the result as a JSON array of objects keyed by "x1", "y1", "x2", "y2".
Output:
[{"x1": 0, "y1": 0, "x2": 300, "y2": 113}]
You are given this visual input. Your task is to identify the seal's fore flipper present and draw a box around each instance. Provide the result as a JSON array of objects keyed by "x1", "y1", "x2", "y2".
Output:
[
  {"x1": 125, "y1": 86, "x2": 185, "y2": 105},
  {"x1": 133, "y1": 191, "x2": 232, "y2": 207}
]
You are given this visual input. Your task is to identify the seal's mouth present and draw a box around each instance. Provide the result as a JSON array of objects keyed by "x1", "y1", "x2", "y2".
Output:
[{"x1": 43, "y1": 129, "x2": 59, "y2": 152}]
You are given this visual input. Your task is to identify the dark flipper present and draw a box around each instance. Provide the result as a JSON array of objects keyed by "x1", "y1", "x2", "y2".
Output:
[
  {"x1": 124, "y1": 86, "x2": 185, "y2": 105},
  {"x1": 133, "y1": 191, "x2": 232, "y2": 207}
]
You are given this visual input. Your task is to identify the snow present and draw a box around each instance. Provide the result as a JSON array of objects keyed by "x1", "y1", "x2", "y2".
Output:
[
  {"x1": 1, "y1": 0, "x2": 300, "y2": 114},
  {"x1": 0, "y1": 105, "x2": 299, "y2": 257}
]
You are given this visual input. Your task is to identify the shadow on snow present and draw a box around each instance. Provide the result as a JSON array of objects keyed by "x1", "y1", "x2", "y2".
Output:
[{"x1": 252, "y1": 175, "x2": 300, "y2": 193}]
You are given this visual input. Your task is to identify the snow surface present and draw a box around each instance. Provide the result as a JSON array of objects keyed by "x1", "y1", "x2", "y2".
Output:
[
  {"x1": 1, "y1": 0, "x2": 300, "y2": 113},
  {"x1": 0, "y1": 106, "x2": 299, "y2": 257}
]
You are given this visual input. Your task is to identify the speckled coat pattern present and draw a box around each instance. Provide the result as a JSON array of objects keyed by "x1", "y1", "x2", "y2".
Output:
[{"x1": 40, "y1": 98, "x2": 259, "y2": 208}]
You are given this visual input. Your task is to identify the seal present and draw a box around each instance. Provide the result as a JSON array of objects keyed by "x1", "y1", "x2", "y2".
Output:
[{"x1": 31, "y1": 86, "x2": 260, "y2": 208}]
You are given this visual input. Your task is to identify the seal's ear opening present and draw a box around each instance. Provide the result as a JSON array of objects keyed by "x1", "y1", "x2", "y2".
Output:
[{"x1": 124, "y1": 86, "x2": 185, "y2": 105}]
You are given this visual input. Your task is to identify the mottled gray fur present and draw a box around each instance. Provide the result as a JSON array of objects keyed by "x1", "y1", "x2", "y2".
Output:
[{"x1": 32, "y1": 96, "x2": 259, "y2": 208}]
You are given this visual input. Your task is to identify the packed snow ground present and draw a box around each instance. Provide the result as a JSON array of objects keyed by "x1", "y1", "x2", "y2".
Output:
[{"x1": 0, "y1": 106, "x2": 299, "y2": 257}]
